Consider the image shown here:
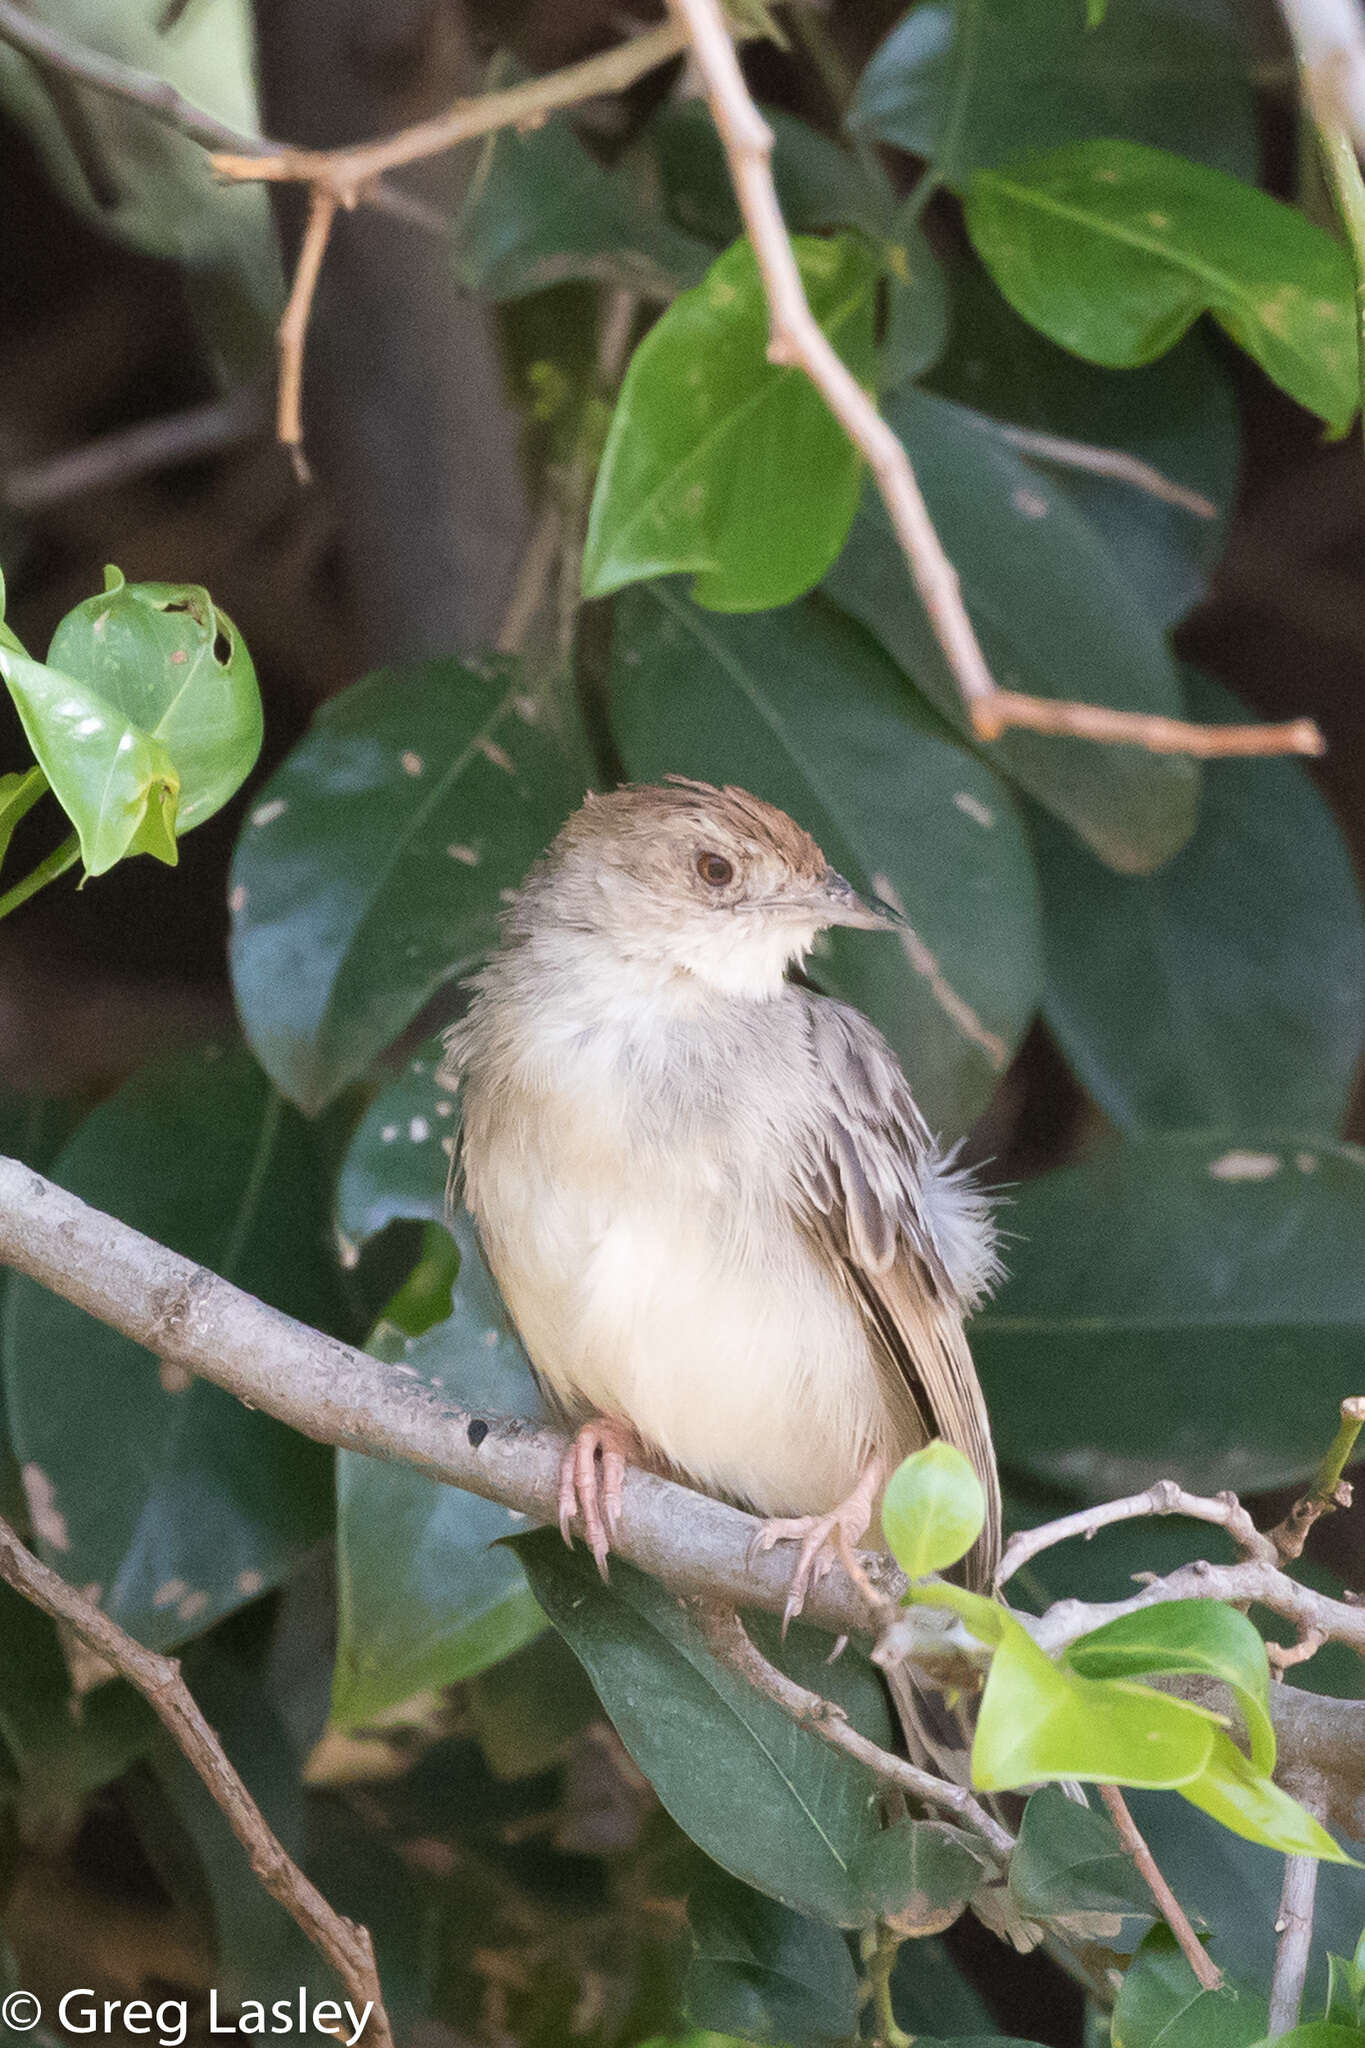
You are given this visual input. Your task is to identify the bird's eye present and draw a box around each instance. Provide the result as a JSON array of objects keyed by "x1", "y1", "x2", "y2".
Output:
[{"x1": 696, "y1": 850, "x2": 734, "y2": 888}]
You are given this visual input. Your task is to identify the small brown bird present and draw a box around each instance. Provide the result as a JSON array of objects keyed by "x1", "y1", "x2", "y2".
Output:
[{"x1": 441, "y1": 779, "x2": 1001, "y2": 1611}]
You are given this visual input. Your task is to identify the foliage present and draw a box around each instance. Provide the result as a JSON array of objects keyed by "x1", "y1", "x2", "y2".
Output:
[{"x1": 2, "y1": 0, "x2": 1365, "y2": 2043}]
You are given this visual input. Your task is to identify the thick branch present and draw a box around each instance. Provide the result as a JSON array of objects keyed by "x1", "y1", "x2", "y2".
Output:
[
  {"x1": 0, "y1": 1514, "x2": 390, "y2": 2043},
  {"x1": 1268, "y1": 1852, "x2": 1319, "y2": 2035}
]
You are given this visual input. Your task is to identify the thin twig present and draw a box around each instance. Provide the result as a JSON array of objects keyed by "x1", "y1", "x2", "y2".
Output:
[
  {"x1": 1098, "y1": 1785, "x2": 1221, "y2": 1991},
  {"x1": 277, "y1": 186, "x2": 338, "y2": 478},
  {"x1": 496, "y1": 500, "x2": 564, "y2": 657},
  {"x1": 663, "y1": 0, "x2": 1322, "y2": 760},
  {"x1": 1267, "y1": 1628, "x2": 1327, "y2": 1674},
  {"x1": 209, "y1": 22, "x2": 689, "y2": 193},
  {"x1": 1268, "y1": 1852, "x2": 1320, "y2": 2034},
  {"x1": 691, "y1": 1602, "x2": 1015, "y2": 1861},
  {"x1": 991, "y1": 423, "x2": 1219, "y2": 517},
  {"x1": 996, "y1": 1479, "x2": 1278, "y2": 1589},
  {"x1": 3, "y1": 386, "x2": 268, "y2": 512},
  {"x1": 1270, "y1": 1396, "x2": 1365, "y2": 1562},
  {"x1": 1279, "y1": 0, "x2": 1365, "y2": 158},
  {"x1": 0, "y1": 1514, "x2": 391, "y2": 2043}
]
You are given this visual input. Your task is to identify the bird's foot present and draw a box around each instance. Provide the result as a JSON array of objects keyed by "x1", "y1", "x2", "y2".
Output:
[
  {"x1": 747, "y1": 1456, "x2": 886, "y2": 1631},
  {"x1": 558, "y1": 1416, "x2": 643, "y2": 1582}
]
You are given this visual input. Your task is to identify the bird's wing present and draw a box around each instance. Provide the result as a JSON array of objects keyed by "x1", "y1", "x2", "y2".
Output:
[{"x1": 792, "y1": 993, "x2": 1002, "y2": 1586}]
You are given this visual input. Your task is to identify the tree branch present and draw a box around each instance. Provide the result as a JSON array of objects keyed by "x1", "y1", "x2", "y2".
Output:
[
  {"x1": 1097, "y1": 1784, "x2": 1221, "y2": 1991},
  {"x1": 996, "y1": 1479, "x2": 1279, "y2": 1587},
  {"x1": 663, "y1": 0, "x2": 1322, "y2": 761},
  {"x1": 0, "y1": 1512, "x2": 391, "y2": 2044},
  {"x1": 1268, "y1": 1851, "x2": 1320, "y2": 2035},
  {"x1": 989, "y1": 424, "x2": 1220, "y2": 517}
]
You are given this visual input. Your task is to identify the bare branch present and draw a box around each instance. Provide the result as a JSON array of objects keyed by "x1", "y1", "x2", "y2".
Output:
[
  {"x1": 278, "y1": 185, "x2": 340, "y2": 478},
  {"x1": 0, "y1": 1513, "x2": 391, "y2": 2044},
  {"x1": 1268, "y1": 1852, "x2": 1320, "y2": 2035},
  {"x1": 1098, "y1": 1784, "x2": 1221, "y2": 1990},
  {"x1": 662, "y1": 0, "x2": 1323, "y2": 762},
  {"x1": 2, "y1": 386, "x2": 268, "y2": 512},
  {"x1": 990, "y1": 423, "x2": 1219, "y2": 517},
  {"x1": 996, "y1": 1479, "x2": 1278, "y2": 1589},
  {"x1": 691, "y1": 1602, "x2": 1015, "y2": 1861},
  {"x1": 1279, "y1": 0, "x2": 1365, "y2": 154},
  {"x1": 1269, "y1": 1396, "x2": 1365, "y2": 1562}
]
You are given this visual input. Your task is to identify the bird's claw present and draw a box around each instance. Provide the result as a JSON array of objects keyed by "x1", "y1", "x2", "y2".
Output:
[
  {"x1": 747, "y1": 1460, "x2": 883, "y2": 1632},
  {"x1": 558, "y1": 1418, "x2": 637, "y2": 1582}
]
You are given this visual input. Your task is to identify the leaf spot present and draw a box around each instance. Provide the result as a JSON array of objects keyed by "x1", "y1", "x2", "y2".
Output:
[
  {"x1": 177, "y1": 1589, "x2": 209, "y2": 1624},
  {"x1": 436, "y1": 1098, "x2": 454, "y2": 1117},
  {"x1": 251, "y1": 798, "x2": 287, "y2": 827},
  {"x1": 1208, "y1": 1149, "x2": 1281, "y2": 1182},
  {"x1": 477, "y1": 736, "x2": 514, "y2": 773},
  {"x1": 117, "y1": 734, "x2": 135, "y2": 753},
  {"x1": 153, "y1": 1579, "x2": 188, "y2": 1609},
  {"x1": 229, "y1": 884, "x2": 247, "y2": 915},
  {"x1": 75, "y1": 715, "x2": 104, "y2": 737},
  {"x1": 953, "y1": 792, "x2": 995, "y2": 827},
  {"x1": 441, "y1": 1135, "x2": 457, "y2": 1158},
  {"x1": 401, "y1": 751, "x2": 424, "y2": 776},
  {"x1": 408, "y1": 1116, "x2": 430, "y2": 1142},
  {"x1": 336, "y1": 1230, "x2": 359, "y2": 1269},
  {"x1": 380, "y1": 1124, "x2": 399, "y2": 1143},
  {"x1": 1296, "y1": 1151, "x2": 1319, "y2": 1173},
  {"x1": 170, "y1": 649, "x2": 188, "y2": 665},
  {"x1": 1093, "y1": 167, "x2": 1120, "y2": 183},
  {"x1": 447, "y1": 843, "x2": 480, "y2": 865},
  {"x1": 1012, "y1": 486, "x2": 1049, "y2": 519},
  {"x1": 513, "y1": 695, "x2": 540, "y2": 723},
  {"x1": 20, "y1": 1465, "x2": 68, "y2": 1551},
  {"x1": 1145, "y1": 211, "x2": 1169, "y2": 230},
  {"x1": 158, "y1": 1360, "x2": 192, "y2": 1394},
  {"x1": 236, "y1": 1569, "x2": 264, "y2": 1597},
  {"x1": 482, "y1": 1328, "x2": 499, "y2": 1347}
]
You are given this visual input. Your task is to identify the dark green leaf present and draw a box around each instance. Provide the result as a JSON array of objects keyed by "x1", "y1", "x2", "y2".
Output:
[
  {"x1": 1035, "y1": 673, "x2": 1365, "y2": 1136},
  {"x1": 882, "y1": 1443, "x2": 986, "y2": 1579},
  {"x1": 683, "y1": 1868, "x2": 860, "y2": 2045},
  {"x1": 651, "y1": 100, "x2": 895, "y2": 244},
  {"x1": 585, "y1": 235, "x2": 878, "y2": 612},
  {"x1": 966, "y1": 140, "x2": 1356, "y2": 432},
  {"x1": 1254, "y1": 2030, "x2": 1365, "y2": 2046},
  {"x1": 1063, "y1": 1600, "x2": 1273, "y2": 1772},
  {"x1": 608, "y1": 583, "x2": 1040, "y2": 1137},
  {"x1": 1112, "y1": 1926, "x2": 1266, "y2": 2047},
  {"x1": 0, "y1": 1583, "x2": 154, "y2": 1831},
  {"x1": 228, "y1": 655, "x2": 588, "y2": 1113},
  {"x1": 48, "y1": 568, "x2": 262, "y2": 834},
  {"x1": 883, "y1": 213, "x2": 951, "y2": 384},
  {"x1": 823, "y1": 386, "x2": 1198, "y2": 873},
  {"x1": 2, "y1": 1045, "x2": 339, "y2": 1647},
  {"x1": 1009, "y1": 1786, "x2": 1153, "y2": 1922},
  {"x1": 848, "y1": 1816, "x2": 983, "y2": 1932},
  {"x1": 0, "y1": 643, "x2": 180, "y2": 876},
  {"x1": 335, "y1": 1035, "x2": 458, "y2": 1249},
  {"x1": 974, "y1": 1132, "x2": 1365, "y2": 1497},
  {"x1": 849, "y1": 0, "x2": 1256, "y2": 185},
  {"x1": 465, "y1": 1629, "x2": 600, "y2": 1780},
  {"x1": 453, "y1": 117, "x2": 709, "y2": 300},
  {"x1": 928, "y1": 261, "x2": 1237, "y2": 628},
  {"x1": 514, "y1": 1532, "x2": 891, "y2": 1924}
]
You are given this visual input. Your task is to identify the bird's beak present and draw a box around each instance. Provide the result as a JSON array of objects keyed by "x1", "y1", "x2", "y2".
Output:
[{"x1": 819, "y1": 869, "x2": 907, "y2": 931}]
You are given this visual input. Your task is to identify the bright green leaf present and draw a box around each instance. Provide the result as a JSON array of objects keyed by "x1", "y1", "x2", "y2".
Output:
[
  {"x1": 823, "y1": 386, "x2": 1199, "y2": 874},
  {"x1": 584, "y1": 235, "x2": 878, "y2": 612},
  {"x1": 883, "y1": 1442, "x2": 986, "y2": 1580},
  {"x1": 966, "y1": 140, "x2": 1357, "y2": 432},
  {"x1": 1112, "y1": 1926, "x2": 1266, "y2": 2047},
  {"x1": 47, "y1": 568, "x2": 262, "y2": 834},
  {"x1": 974, "y1": 1133, "x2": 1365, "y2": 1498},
  {"x1": 608, "y1": 583, "x2": 1041, "y2": 1138},
  {"x1": 228, "y1": 655, "x2": 588, "y2": 1113},
  {"x1": 0, "y1": 644, "x2": 180, "y2": 876},
  {"x1": 683, "y1": 1867, "x2": 861, "y2": 2045},
  {"x1": 971, "y1": 1611, "x2": 1219, "y2": 1791},
  {"x1": 849, "y1": 0, "x2": 1256, "y2": 186},
  {"x1": 1063, "y1": 1600, "x2": 1274, "y2": 1773},
  {"x1": 1, "y1": 1045, "x2": 340, "y2": 1648},
  {"x1": 1180, "y1": 1729, "x2": 1354, "y2": 1862},
  {"x1": 514, "y1": 1533, "x2": 892, "y2": 1925}
]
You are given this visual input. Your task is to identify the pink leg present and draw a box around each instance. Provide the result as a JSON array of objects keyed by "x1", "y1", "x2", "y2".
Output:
[
  {"x1": 747, "y1": 1455, "x2": 886, "y2": 1631},
  {"x1": 558, "y1": 1416, "x2": 643, "y2": 1582}
]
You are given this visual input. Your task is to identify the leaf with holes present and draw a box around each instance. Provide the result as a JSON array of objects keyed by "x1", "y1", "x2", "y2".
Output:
[{"x1": 228, "y1": 656, "x2": 588, "y2": 1113}]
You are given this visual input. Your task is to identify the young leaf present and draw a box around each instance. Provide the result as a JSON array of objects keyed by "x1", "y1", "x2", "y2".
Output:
[
  {"x1": 0, "y1": 645, "x2": 181, "y2": 876},
  {"x1": 1179, "y1": 1729, "x2": 1354, "y2": 1862},
  {"x1": 1112, "y1": 1925, "x2": 1266, "y2": 2047},
  {"x1": 1062, "y1": 1599, "x2": 1274, "y2": 1773},
  {"x1": 965, "y1": 139, "x2": 1356, "y2": 432},
  {"x1": 584, "y1": 234, "x2": 878, "y2": 612},
  {"x1": 882, "y1": 1442, "x2": 986, "y2": 1579}
]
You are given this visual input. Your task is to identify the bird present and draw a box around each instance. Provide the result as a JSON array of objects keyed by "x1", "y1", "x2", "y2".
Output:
[{"x1": 440, "y1": 777, "x2": 1002, "y2": 1614}]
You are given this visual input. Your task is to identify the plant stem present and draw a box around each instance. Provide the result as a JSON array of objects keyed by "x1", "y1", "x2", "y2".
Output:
[
  {"x1": 1270, "y1": 1395, "x2": 1365, "y2": 1560},
  {"x1": 860, "y1": 1925, "x2": 912, "y2": 2048},
  {"x1": 0, "y1": 832, "x2": 79, "y2": 920},
  {"x1": 0, "y1": 767, "x2": 49, "y2": 850}
]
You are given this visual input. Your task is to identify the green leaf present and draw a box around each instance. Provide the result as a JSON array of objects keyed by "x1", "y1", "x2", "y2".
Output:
[
  {"x1": 0, "y1": 1583, "x2": 154, "y2": 1832},
  {"x1": 454, "y1": 116, "x2": 710, "y2": 301},
  {"x1": 0, "y1": 769, "x2": 46, "y2": 870},
  {"x1": 1035, "y1": 673, "x2": 1365, "y2": 1135},
  {"x1": 973, "y1": 1132, "x2": 1365, "y2": 1497},
  {"x1": 883, "y1": 1442, "x2": 986, "y2": 1579},
  {"x1": 228, "y1": 655, "x2": 588, "y2": 1113},
  {"x1": 1112, "y1": 1926, "x2": 1266, "y2": 2047},
  {"x1": 927, "y1": 260, "x2": 1238, "y2": 629},
  {"x1": 47, "y1": 568, "x2": 262, "y2": 834},
  {"x1": 1, "y1": 1044, "x2": 340, "y2": 1648},
  {"x1": 334, "y1": 1035, "x2": 458, "y2": 1250},
  {"x1": 970, "y1": 1611, "x2": 1219, "y2": 1791},
  {"x1": 883, "y1": 212, "x2": 951, "y2": 384},
  {"x1": 608, "y1": 583, "x2": 1041, "y2": 1137},
  {"x1": 513, "y1": 1532, "x2": 892, "y2": 1925},
  {"x1": 651, "y1": 99, "x2": 895, "y2": 245},
  {"x1": 683, "y1": 1868, "x2": 861, "y2": 2045},
  {"x1": 823, "y1": 386, "x2": 1199, "y2": 874},
  {"x1": 0, "y1": 643, "x2": 180, "y2": 876},
  {"x1": 1180, "y1": 1729, "x2": 1354, "y2": 1862},
  {"x1": 966, "y1": 140, "x2": 1357, "y2": 432},
  {"x1": 1252, "y1": 2030, "x2": 1365, "y2": 2046},
  {"x1": 584, "y1": 234, "x2": 879, "y2": 612},
  {"x1": 1063, "y1": 1600, "x2": 1274, "y2": 1773},
  {"x1": 1008, "y1": 1786, "x2": 1154, "y2": 1924},
  {"x1": 849, "y1": 0, "x2": 1257, "y2": 186},
  {"x1": 848, "y1": 1816, "x2": 984, "y2": 1933}
]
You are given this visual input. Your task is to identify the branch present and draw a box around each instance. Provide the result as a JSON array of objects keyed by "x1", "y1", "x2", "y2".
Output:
[
  {"x1": 0, "y1": 1513, "x2": 391, "y2": 2045},
  {"x1": 691, "y1": 1602, "x2": 1015, "y2": 1861},
  {"x1": 664, "y1": 0, "x2": 1323, "y2": 762},
  {"x1": 1278, "y1": 0, "x2": 1365, "y2": 156},
  {"x1": 277, "y1": 185, "x2": 339, "y2": 483},
  {"x1": 1269, "y1": 1396, "x2": 1365, "y2": 1561},
  {"x1": 1268, "y1": 1851, "x2": 1320, "y2": 2035},
  {"x1": 2, "y1": 386, "x2": 268, "y2": 512},
  {"x1": 996, "y1": 1479, "x2": 1279, "y2": 1587},
  {"x1": 1097, "y1": 1785, "x2": 1221, "y2": 1991},
  {"x1": 990, "y1": 424, "x2": 1220, "y2": 517}
]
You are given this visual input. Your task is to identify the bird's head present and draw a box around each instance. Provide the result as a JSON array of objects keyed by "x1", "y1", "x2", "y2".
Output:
[{"x1": 515, "y1": 777, "x2": 902, "y2": 1000}]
